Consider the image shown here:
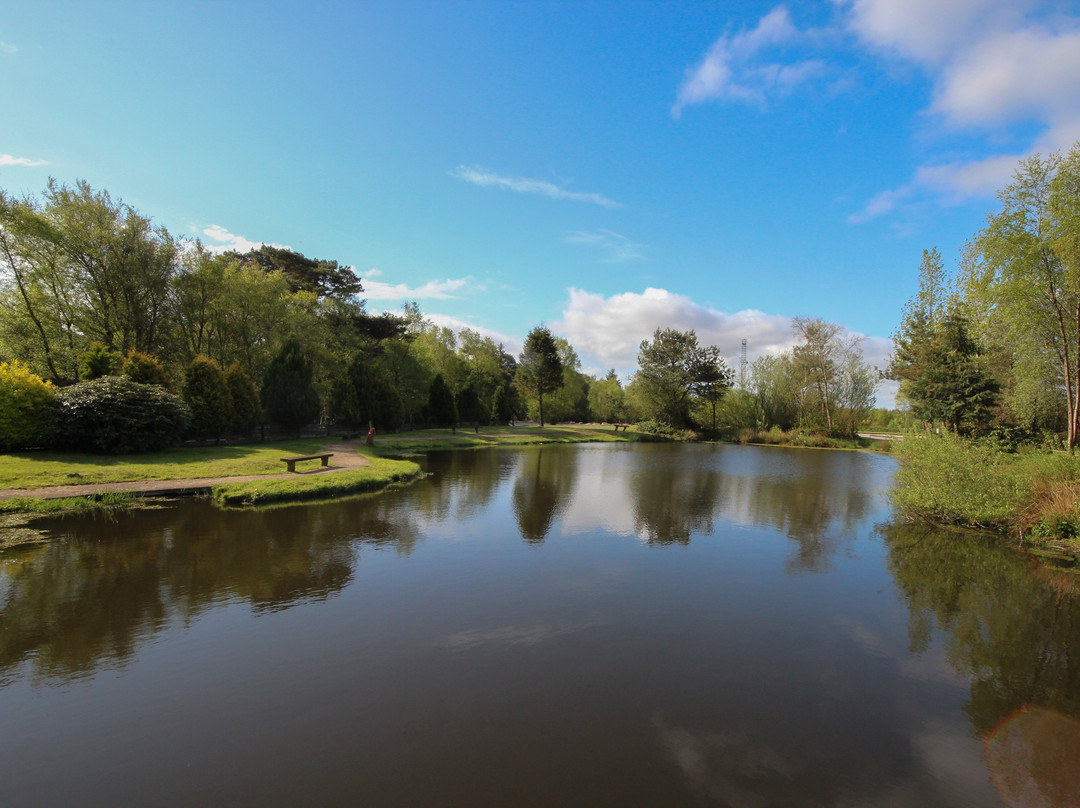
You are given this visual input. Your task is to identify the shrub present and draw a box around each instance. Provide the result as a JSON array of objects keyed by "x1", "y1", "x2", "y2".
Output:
[
  {"x1": 121, "y1": 349, "x2": 171, "y2": 389},
  {"x1": 78, "y1": 343, "x2": 121, "y2": 380},
  {"x1": 262, "y1": 337, "x2": 320, "y2": 435},
  {"x1": 890, "y1": 431, "x2": 1033, "y2": 529},
  {"x1": 0, "y1": 359, "x2": 56, "y2": 450},
  {"x1": 183, "y1": 355, "x2": 233, "y2": 442},
  {"x1": 225, "y1": 363, "x2": 262, "y2": 435},
  {"x1": 45, "y1": 376, "x2": 191, "y2": 454},
  {"x1": 635, "y1": 419, "x2": 681, "y2": 438}
]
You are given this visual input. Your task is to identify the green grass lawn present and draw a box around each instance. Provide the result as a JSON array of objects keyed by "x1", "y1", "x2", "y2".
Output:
[
  {"x1": 0, "y1": 424, "x2": 640, "y2": 491},
  {"x1": 213, "y1": 456, "x2": 423, "y2": 506},
  {"x1": 369, "y1": 423, "x2": 641, "y2": 453},
  {"x1": 0, "y1": 438, "x2": 341, "y2": 489}
]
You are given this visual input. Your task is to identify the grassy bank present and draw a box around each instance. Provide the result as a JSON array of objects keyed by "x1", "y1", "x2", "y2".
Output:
[
  {"x1": 891, "y1": 430, "x2": 1080, "y2": 554},
  {"x1": 213, "y1": 455, "x2": 422, "y2": 506},
  {"x1": 734, "y1": 427, "x2": 892, "y2": 452},
  {"x1": 367, "y1": 423, "x2": 648, "y2": 454},
  {"x1": 0, "y1": 424, "x2": 639, "y2": 512},
  {"x1": 0, "y1": 438, "x2": 345, "y2": 489}
]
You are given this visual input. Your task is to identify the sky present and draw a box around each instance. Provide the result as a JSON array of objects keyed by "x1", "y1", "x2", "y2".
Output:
[{"x1": 4, "y1": 0, "x2": 1080, "y2": 408}]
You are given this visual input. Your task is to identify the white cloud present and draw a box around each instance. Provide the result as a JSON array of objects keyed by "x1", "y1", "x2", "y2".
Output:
[
  {"x1": 555, "y1": 286, "x2": 897, "y2": 406},
  {"x1": 363, "y1": 272, "x2": 472, "y2": 301},
  {"x1": 565, "y1": 229, "x2": 645, "y2": 263},
  {"x1": 673, "y1": 6, "x2": 835, "y2": 116},
  {"x1": 557, "y1": 286, "x2": 797, "y2": 370},
  {"x1": 0, "y1": 153, "x2": 46, "y2": 167},
  {"x1": 199, "y1": 224, "x2": 289, "y2": 254},
  {"x1": 0, "y1": 41, "x2": 16, "y2": 55},
  {"x1": 843, "y1": 0, "x2": 1080, "y2": 215},
  {"x1": 449, "y1": 165, "x2": 621, "y2": 208},
  {"x1": 844, "y1": 0, "x2": 1029, "y2": 64}
]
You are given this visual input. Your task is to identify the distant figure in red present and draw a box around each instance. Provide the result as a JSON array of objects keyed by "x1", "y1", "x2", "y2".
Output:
[{"x1": 365, "y1": 426, "x2": 375, "y2": 446}]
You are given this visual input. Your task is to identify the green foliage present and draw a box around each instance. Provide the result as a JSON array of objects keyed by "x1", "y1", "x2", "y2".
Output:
[
  {"x1": 963, "y1": 146, "x2": 1080, "y2": 447},
  {"x1": 121, "y1": 349, "x2": 170, "y2": 388},
  {"x1": 634, "y1": 327, "x2": 731, "y2": 428},
  {"x1": 261, "y1": 336, "x2": 320, "y2": 434},
  {"x1": 456, "y1": 380, "x2": 488, "y2": 424},
  {"x1": 491, "y1": 385, "x2": 514, "y2": 425},
  {"x1": 44, "y1": 376, "x2": 190, "y2": 454},
  {"x1": 329, "y1": 354, "x2": 376, "y2": 429},
  {"x1": 224, "y1": 363, "x2": 262, "y2": 435},
  {"x1": 516, "y1": 326, "x2": 564, "y2": 426},
  {"x1": 588, "y1": 371, "x2": 626, "y2": 423},
  {"x1": 79, "y1": 342, "x2": 121, "y2": 380},
  {"x1": 233, "y1": 244, "x2": 363, "y2": 300},
  {"x1": 183, "y1": 355, "x2": 233, "y2": 441},
  {"x1": 0, "y1": 359, "x2": 56, "y2": 450},
  {"x1": 891, "y1": 431, "x2": 1034, "y2": 529},
  {"x1": 426, "y1": 374, "x2": 457, "y2": 427},
  {"x1": 890, "y1": 291, "x2": 999, "y2": 434}
]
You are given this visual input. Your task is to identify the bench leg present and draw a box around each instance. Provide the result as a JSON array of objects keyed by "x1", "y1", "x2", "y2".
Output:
[
  {"x1": 286, "y1": 461, "x2": 296, "y2": 473},
  {"x1": 321, "y1": 456, "x2": 330, "y2": 466}
]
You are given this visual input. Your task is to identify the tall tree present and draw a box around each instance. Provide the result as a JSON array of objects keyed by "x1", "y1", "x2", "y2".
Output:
[
  {"x1": 963, "y1": 146, "x2": 1080, "y2": 447},
  {"x1": 183, "y1": 355, "x2": 233, "y2": 443},
  {"x1": 791, "y1": 317, "x2": 843, "y2": 433},
  {"x1": 233, "y1": 245, "x2": 362, "y2": 300},
  {"x1": 516, "y1": 326, "x2": 564, "y2": 427},
  {"x1": 634, "y1": 327, "x2": 726, "y2": 427},
  {"x1": 262, "y1": 336, "x2": 320, "y2": 436}
]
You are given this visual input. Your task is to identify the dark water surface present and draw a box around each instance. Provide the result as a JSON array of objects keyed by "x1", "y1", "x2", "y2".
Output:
[{"x1": 2, "y1": 443, "x2": 1078, "y2": 807}]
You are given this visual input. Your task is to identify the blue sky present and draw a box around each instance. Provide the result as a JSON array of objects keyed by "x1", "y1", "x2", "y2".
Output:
[{"x1": 4, "y1": 1, "x2": 1080, "y2": 406}]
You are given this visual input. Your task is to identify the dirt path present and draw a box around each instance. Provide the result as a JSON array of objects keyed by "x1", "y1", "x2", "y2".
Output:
[{"x1": 0, "y1": 440, "x2": 372, "y2": 501}]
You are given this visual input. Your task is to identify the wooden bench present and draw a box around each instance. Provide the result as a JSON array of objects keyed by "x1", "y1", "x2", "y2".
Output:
[
  {"x1": 612, "y1": 423, "x2": 631, "y2": 432},
  {"x1": 280, "y1": 453, "x2": 333, "y2": 473}
]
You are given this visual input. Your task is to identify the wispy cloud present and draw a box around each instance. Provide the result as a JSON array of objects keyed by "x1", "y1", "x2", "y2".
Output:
[
  {"x1": 421, "y1": 312, "x2": 522, "y2": 355},
  {"x1": 0, "y1": 41, "x2": 16, "y2": 55},
  {"x1": 199, "y1": 225, "x2": 289, "y2": 254},
  {"x1": 843, "y1": 0, "x2": 1080, "y2": 218},
  {"x1": 363, "y1": 267, "x2": 472, "y2": 301},
  {"x1": 0, "y1": 153, "x2": 46, "y2": 167},
  {"x1": 565, "y1": 229, "x2": 645, "y2": 262},
  {"x1": 450, "y1": 165, "x2": 621, "y2": 208},
  {"x1": 673, "y1": 6, "x2": 835, "y2": 116}
]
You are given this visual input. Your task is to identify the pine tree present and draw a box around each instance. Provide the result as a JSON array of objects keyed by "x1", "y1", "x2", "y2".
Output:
[{"x1": 262, "y1": 337, "x2": 320, "y2": 436}]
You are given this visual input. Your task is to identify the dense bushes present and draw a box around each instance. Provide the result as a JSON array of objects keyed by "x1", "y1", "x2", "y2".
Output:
[
  {"x1": 45, "y1": 376, "x2": 191, "y2": 454},
  {"x1": 122, "y1": 349, "x2": 171, "y2": 388},
  {"x1": 183, "y1": 355, "x2": 233, "y2": 442},
  {"x1": 890, "y1": 431, "x2": 1049, "y2": 532},
  {"x1": 0, "y1": 360, "x2": 56, "y2": 450}
]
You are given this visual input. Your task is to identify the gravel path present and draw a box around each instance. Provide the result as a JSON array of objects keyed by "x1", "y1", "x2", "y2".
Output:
[{"x1": 0, "y1": 440, "x2": 372, "y2": 501}]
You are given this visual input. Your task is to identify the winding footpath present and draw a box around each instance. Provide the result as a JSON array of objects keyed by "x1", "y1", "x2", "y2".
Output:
[{"x1": 0, "y1": 440, "x2": 371, "y2": 501}]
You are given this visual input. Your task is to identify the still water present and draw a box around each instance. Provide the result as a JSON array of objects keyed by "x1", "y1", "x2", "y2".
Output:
[{"x1": 1, "y1": 443, "x2": 1078, "y2": 807}]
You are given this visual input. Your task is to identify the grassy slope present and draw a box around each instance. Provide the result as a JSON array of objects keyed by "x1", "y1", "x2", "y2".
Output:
[
  {"x1": 0, "y1": 424, "x2": 642, "y2": 511},
  {"x1": 0, "y1": 438, "x2": 339, "y2": 488}
]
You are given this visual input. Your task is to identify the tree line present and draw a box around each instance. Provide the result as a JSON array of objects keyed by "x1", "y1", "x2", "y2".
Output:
[
  {"x1": 888, "y1": 142, "x2": 1080, "y2": 449},
  {"x1": 1, "y1": 177, "x2": 880, "y2": 452}
]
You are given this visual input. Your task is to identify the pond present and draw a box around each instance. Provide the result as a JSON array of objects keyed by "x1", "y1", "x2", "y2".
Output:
[{"x1": 1, "y1": 443, "x2": 1078, "y2": 806}]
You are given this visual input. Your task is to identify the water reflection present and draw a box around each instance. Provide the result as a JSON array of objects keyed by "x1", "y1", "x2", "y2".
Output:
[
  {"x1": 413, "y1": 448, "x2": 511, "y2": 521},
  {"x1": 512, "y1": 447, "x2": 579, "y2": 543},
  {"x1": 629, "y1": 456, "x2": 722, "y2": 546},
  {"x1": 0, "y1": 499, "x2": 422, "y2": 685},
  {"x1": 883, "y1": 525, "x2": 1080, "y2": 806},
  {"x1": 4, "y1": 444, "x2": 1079, "y2": 807}
]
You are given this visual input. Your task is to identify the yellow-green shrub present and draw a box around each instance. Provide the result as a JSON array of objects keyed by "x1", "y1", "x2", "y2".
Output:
[{"x1": 0, "y1": 359, "x2": 56, "y2": 450}]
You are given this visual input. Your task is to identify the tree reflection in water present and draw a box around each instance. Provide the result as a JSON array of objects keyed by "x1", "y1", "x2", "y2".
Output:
[
  {"x1": 0, "y1": 497, "x2": 420, "y2": 685},
  {"x1": 512, "y1": 447, "x2": 579, "y2": 543},
  {"x1": 883, "y1": 524, "x2": 1080, "y2": 806}
]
